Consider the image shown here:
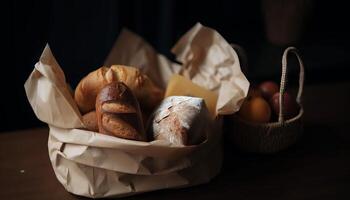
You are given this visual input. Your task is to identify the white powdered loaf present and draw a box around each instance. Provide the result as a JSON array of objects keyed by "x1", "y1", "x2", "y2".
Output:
[{"x1": 149, "y1": 96, "x2": 211, "y2": 146}]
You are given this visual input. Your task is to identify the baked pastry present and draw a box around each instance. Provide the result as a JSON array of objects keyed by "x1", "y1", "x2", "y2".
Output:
[
  {"x1": 96, "y1": 82, "x2": 146, "y2": 141},
  {"x1": 75, "y1": 67, "x2": 109, "y2": 114},
  {"x1": 82, "y1": 110, "x2": 98, "y2": 132},
  {"x1": 148, "y1": 96, "x2": 210, "y2": 146},
  {"x1": 75, "y1": 65, "x2": 163, "y2": 114}
]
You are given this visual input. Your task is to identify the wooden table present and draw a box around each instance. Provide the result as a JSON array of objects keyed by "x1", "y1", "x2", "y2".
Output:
[{"x1": 1, "y1": 82, "x2": 350, "y2": 200}]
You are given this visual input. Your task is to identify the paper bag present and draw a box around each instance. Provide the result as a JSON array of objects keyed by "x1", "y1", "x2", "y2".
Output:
[{"x1": 24, "y1": 23, "x2": 249, "y2": 198}]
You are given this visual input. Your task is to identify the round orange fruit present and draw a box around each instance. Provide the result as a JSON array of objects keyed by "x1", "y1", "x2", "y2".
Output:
[{"x1": 238, "y1": 96, "x2": 271, "y2": 123}]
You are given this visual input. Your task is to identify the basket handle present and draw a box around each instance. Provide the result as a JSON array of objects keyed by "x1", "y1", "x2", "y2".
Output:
[{"x1": 278, "y1": 47, "x2": 305, "y2": 123}]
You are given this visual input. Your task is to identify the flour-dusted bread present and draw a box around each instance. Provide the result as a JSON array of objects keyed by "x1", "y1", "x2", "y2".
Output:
[{"x1": 148, "y1": 96, "x2": 211, "y2": 146}]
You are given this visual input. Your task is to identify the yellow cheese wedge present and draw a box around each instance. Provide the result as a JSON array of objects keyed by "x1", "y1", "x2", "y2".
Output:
[{"x1": 165, "y1": 74, "x2": 218, "y2": 117}]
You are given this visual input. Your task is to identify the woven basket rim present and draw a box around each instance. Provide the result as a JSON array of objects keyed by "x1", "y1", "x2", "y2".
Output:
[{"x1": 234, "y1": 107, "x2": 304, "y2": 128}]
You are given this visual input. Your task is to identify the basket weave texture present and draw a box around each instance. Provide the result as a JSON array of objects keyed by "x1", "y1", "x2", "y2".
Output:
[{"x1": 232, "y1": 47, "x2": 305, "y2": 153}]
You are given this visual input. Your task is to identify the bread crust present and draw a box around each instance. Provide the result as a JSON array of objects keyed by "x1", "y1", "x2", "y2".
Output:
[
  {"x1": 82, "y1": 110, "x2": 98, "y2": 132},
  {"x1": 74, "y1": 65, "x2": 163, "y2": 114},
  {"x1": 96, "y1": 82, "x2": 146, "y2": 141}
]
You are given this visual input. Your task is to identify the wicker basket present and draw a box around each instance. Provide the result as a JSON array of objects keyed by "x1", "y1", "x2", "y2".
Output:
[{"x1": 232, "y1": 47, "x2": 305, "y2": 153}]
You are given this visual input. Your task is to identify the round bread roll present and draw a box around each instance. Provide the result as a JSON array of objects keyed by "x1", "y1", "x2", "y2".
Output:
[
  {"x1": 82, "y1": 110, "x2": 98, "y2": 132},
  {"x1": 75, "y1": 65, "x2": 163, "y2": 114}
]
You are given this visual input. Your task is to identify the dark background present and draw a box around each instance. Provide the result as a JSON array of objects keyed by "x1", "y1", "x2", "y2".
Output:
[{"x1": 7, "y1": 0, "x2": 350, "y2": 132}]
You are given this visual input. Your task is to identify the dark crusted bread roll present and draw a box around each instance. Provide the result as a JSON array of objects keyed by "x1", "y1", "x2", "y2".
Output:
[{"x1": 96, "y1": 82, "x2": 146, "y2": 141}]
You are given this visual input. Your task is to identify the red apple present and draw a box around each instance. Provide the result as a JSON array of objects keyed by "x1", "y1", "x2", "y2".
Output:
[
  {"x1": 270, "y1": 92, "x2": 299, "y2": 120},
  {"x1": 259, "y1": 81, "x2": 279, "y2": 100}
]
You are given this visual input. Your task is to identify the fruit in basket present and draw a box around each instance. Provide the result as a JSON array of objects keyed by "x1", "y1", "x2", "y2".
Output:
[
  {"x1": 247, "y1": 86, "x2": 263, "y2": 98},
  {"x1": 258, "y1": 81, "x2": 279, "y2": 100},
  {"x1": 238, "y1": 96, "x2": 271, "y2": 123},
  {"x1": 270, "y1": 92, "x2": 298, "y2": 119}
]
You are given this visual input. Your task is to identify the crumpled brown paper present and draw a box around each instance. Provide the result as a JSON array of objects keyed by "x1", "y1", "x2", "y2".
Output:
[
  {"x1": 172, "y1": 23, "x2": 249, "y2": 114},
  {"x1": 24, "y1": 23, "x2": 249, "y2": 198},
  {"x1": 104, "y1": 23, "x2": 249, "y2": 115}
]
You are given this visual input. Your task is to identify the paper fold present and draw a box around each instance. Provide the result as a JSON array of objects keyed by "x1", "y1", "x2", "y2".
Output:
[
  {"x1": 25, "y1": 45, "x2": 84, "y2": 129},
  {"x1": 172, "y1": 23, "x2": 249, "y2": 114},
  {"x1": 104, "y1": 29, "x2": 181, "y2": 89}
]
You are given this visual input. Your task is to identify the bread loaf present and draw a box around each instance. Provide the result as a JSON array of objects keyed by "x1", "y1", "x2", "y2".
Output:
[
  {"x1": 148, "y1": 96, "x2": 210, "y2": 146},
  {"x1": 96, "y1": 82, "x2": 146, "y2": 141},
  {"x1": 75, "y1": 65, "x2": 163, "y2": 114},
  {"x1": 82, "y1": 110, "x2": 98, "y2": 132}
]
